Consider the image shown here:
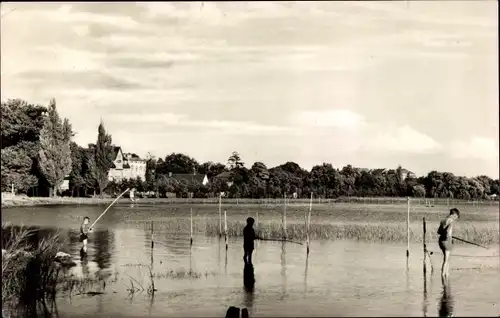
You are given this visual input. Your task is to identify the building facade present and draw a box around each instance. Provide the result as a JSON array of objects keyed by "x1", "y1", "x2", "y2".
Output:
[{"x1": 108, "y1": 147, "x2": 146, "y2": 182}]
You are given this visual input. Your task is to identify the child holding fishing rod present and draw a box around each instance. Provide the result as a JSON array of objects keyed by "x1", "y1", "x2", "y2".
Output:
[
  {"x1": 243, "y1": 216, "x2": 303, "y2": 265},
  {"x1": 437, "y1": 208, "x2": 460, "y2": 278}
]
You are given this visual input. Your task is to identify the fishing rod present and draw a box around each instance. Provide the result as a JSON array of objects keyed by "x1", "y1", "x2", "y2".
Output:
[
  {"x1": 89, "y1": 188, "x2": 130, "y2": 230},
  {"x1": 258, "y1": 238, "x2": 303, "y2": 245},
  {"x1": 452, "y1": 236, "x2": 488, "y2": 249}
]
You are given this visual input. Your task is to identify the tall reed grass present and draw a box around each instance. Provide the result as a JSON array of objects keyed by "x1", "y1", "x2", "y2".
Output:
[
  {"x1": 1, "y1": 223, "x2": 63, "y2": 316},
  {"x1": 207, "y1": 220, "x2": 499, "y2": 245},
  {"x1": 133, "y1": 218, "x2": 499, "y2": 246}
]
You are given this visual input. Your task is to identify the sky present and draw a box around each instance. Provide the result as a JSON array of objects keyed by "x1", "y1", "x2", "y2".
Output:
[{"x1": 1, "y1": 1, "x2": 498, "y2": 178}]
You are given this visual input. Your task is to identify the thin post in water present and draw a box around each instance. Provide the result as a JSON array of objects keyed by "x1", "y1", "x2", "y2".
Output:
[
  {"x1": 151, "y1": 220, "x2": 154, "y2": 249},
  {"x1": 256, "y1": 211, "x2": 259, "y2": 248},
  {"x1": 423, "y1": 217, "x2": 426, "y2": 275},
  {"x1": 307, "y1": 192, "x2": 312, "y2": 255},
  {"x1": 219, "y1": 193, "x2": 222, "y2": 238},
  {"x1": 224, "y1": 210, "x2": 228, "y2": 250},
  {"x1": 190, "y1": 208, "x2": 193, "y2": 246},
  {"x1": 406, "y1": 197, "x2": 410, "y2": 259},
  {"x1": 283, "y1": 193, "x2": 287, "y2": 239}
]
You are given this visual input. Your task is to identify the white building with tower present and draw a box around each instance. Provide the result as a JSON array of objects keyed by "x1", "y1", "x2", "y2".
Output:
[{"x1": 107, "y1": 146, "x2": 147, "y2": 182}]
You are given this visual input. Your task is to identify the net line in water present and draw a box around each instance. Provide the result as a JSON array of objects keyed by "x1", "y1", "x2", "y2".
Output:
[{"x1": 428, "y1": 250, "x2": 499, "y2": 258}]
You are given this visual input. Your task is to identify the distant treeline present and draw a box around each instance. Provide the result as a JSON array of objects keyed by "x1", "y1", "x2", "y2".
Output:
[{"x1": 2, "y1": 99, "x2": 499, "y2": 200}]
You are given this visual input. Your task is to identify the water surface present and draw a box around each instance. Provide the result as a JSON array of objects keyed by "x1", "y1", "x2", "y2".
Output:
[{"x1": 2, "y1": 204, "x2": 499, "y2": 317}]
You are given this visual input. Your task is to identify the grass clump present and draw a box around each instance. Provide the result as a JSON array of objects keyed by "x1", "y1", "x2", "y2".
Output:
[{"x1": 1, "y1": 223, "x2": 65, "y2": 317}]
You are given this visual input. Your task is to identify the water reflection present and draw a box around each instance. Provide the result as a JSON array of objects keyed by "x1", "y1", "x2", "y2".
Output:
[
  {"x1": 304, "y1": 256, "x2": 309, "y2": 296},
  {"x1": 281, "y1": 242, "x2": 287, "y2": 298},
  {"x1": 243, "y1": 262, "x2": 255, "y2": 317},
  {"x1": 438, "y1": 277, "x2": 454, "y2": 317},
  {"x1": 225, "y1": 248, "x2": 228, "y2": 275},
  {"x1": 422, "y1": 266, "x2": 429, "y2": 317},
  {"x1": 243, "y1": 263, "x2": 255, "y2": 292},
  {"x1": 93, "y1": 229, "x2": 113, "y2": 271}
]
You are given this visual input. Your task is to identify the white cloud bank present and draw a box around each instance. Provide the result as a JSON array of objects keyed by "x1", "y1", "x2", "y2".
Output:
[
  {"x1": 361, "y1": 124, "x2": 442, "y2": 154},
  {"x1": 449, "y1": 137, "x2": 499, "y2": 161}
]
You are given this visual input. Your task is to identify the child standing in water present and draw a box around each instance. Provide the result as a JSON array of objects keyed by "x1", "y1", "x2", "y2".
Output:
[
  {"x1": 80, "y1": 216, "x2": 92, "y2": 252},
  {"x1": 243, "y1": 217, "x2": 260, "y2": 265},
  {"x1": 437, "y1": 208, "x2": 460, "y2": 278}
]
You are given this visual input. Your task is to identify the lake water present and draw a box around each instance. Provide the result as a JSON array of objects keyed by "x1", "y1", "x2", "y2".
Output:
[{"x1": 2, "y1": 204, "x2": 499, "y2": 317}]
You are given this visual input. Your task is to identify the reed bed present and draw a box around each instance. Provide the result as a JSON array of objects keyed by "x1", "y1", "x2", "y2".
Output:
[
  {"x1": 128, "y1": 216, "x2": 499, "y2": 246},
  {"x1": 209, "y1": 220, "x2": 499, "y2": 246},
  {"x1": 153, "y1": 269, "x2": 217, "y2": 280},
  {"x1": 1, "y1": 223, "x2": 64, "y2": 316}
]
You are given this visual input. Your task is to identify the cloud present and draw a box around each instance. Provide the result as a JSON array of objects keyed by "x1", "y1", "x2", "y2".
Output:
[
  {"x1": 449, "y1": 137, "x2": 499, "y2": 161},
  {"x1": 14, "y1": 70, "x2": 144, "y2": 91},
  {"x1": 1, "y1": 2, "x2": 497, "y2": 178},
  {"x1": 291, "y1": 109, "x2": 365, "y2": 129},
  {"x1": 363, "y1": 125, "x2": 442, "y2": 154},
  {"x1": 107, "y1": 112, "x2": 292, "y2": 136}
]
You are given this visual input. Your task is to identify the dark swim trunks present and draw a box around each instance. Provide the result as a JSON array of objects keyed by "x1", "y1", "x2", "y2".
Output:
[
  {"x1": 79, "y1": 233, "x2": 88, "y2": 242},
  {"x1": 439, "y1": 239, "x2": 452, "y2": 252}
]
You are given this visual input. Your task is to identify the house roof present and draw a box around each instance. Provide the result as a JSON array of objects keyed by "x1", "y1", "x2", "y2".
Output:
[
  {"x1": 170, "y1": 174, "x2": 207, "y2": 184},
  {"x1": 111, "y1": 146, "x2": 122, "y2": 159},
  {"x1": 214, "y1": 171, "x2": 232, "y2": 179}
]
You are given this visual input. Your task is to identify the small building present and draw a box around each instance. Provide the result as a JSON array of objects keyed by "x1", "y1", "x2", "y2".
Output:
[
  {"x1": 60, "y1": 175, "x2": 70, "y2": 192},
  {"x1": 214, "y1": 171, "x2": 233, "y2": 187},
  {"x1": 108, "y1": 146, "x2": 146, "y2": 182},
  {"x1": 169, "y1": 172, "x2": 209, "y2": 186}
]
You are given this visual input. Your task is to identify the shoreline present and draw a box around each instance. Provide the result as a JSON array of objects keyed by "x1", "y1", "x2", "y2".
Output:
[{"x1": 2, "y1": 194, "x2": 497, "y2": 209}]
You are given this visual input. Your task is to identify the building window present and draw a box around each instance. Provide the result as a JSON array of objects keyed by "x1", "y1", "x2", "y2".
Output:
[{"x1": 116, "y1": 160, "x2": 122, "y2": 163}]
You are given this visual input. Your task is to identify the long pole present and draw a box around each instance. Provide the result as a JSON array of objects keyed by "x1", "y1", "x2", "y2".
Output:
[
  {"x1": 190, "y1": 208, "x2": 193, "y2": 246},
  {"x1": 452, "y1": 236, "x2": 488, "y2": 249},
  {"x1": 260, "y1": 238, "x2": 303, "y2": 245},
  {"x1": 406, "y1": 197, "x2": 410, "y2": 259},
  {"x1": 218, "y1": 193, "x2": 222, "y2": 238},
  {"x1": 224, "y1": 210, "x2": 228, "y2": 250},
  {"x1": 89, "y1": 188, "x2": 130, "y2": 229}
]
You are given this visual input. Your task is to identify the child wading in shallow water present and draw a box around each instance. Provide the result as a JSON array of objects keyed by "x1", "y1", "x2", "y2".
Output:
[
  {"x1": 243, "y1": 217, "x2": 260, "y2": 265},
  {"x1": 437, "y1": 208, "x2": 460, "y2": 278},
  {"x1": 80, "y1": 216, "x2": 92, "y2": 253}
]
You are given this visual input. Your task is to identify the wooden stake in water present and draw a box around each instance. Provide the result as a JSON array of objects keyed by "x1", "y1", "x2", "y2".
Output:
[
  {"x1": 151, "y1": 220, "x2": 154, "y2": 249},
  {"x1": 283, "y1": 193, "x2": 287, "y2": 239},
  {"x1": 219, "y1": 193, "x2": 222, "y2": 238},
  {"x1": 307, "y1": 192, "x2": 312, "y2": 255},
  {"x1": 224, "y1": 210, "x2": 228, "y2": 250},
  {"x1": 190, "y1": 208, "x2": 193, "y2": 246},
  {"x1": 256, "y1": 211, "x2": 259, "y2": 248},
  {"x1": 423, "y1": 217, "x2": 427, "y2": 274},
  {"x1": 406, "y1": 197, "x2": 410, "y2": 259}
]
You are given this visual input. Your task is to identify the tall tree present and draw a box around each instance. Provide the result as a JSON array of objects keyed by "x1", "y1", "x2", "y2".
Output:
[
  {"x1": 157, "y1": 153, "x2": 199, "y2": 174},
  {"x1": 69, "y1": 142, "x2": 86, "y2": 196},
  {"x1": 1, "y1": 99, "x2": 48, "y2": 194},
  {"x1": 251, "y1": 162, "x2": 270, "y2": 180},
  {"x1": 92, "y1": 122, "x2": 115, "y2": 197},
  {"x1": 227, "y1": 151, "x2": 244, "y2": 170},
  {"x1": 1, "y1": 143, "x2": 38, "y2": 193},
  {"x1": 37, "y1": 99, "x2": 73, "y2": 197}
]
